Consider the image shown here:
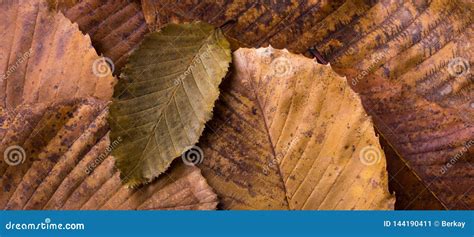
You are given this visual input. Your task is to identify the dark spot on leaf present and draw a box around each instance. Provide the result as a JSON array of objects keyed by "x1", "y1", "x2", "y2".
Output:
[{"x1": 252, "y1": 107, "x2": 257, "y2": 115}]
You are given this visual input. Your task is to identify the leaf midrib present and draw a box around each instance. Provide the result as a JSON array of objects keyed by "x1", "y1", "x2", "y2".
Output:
[{"x1": 241, "y1": 62, "x2": 292, "y2": 209}]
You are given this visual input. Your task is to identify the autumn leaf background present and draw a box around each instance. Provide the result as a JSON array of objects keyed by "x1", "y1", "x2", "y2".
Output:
[{"x1": 0, "y1": 0, "x2": 472, "y2": 210}]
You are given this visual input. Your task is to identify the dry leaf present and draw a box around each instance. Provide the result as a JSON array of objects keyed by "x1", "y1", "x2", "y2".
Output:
[
  {"x1": 46, "y1": 0, "x2": 79, "y2": 10},
  {"x1": 141, "y1": 0, "x2": 307, "y2": 49},
  {"x1": 4, "y1": 0, "x2": 470, "y2": 211},
  {"x1": 51, "y1": 0, "x2": 149, "y2": 72},
  {"x1": 142, "y1": 0, "x2": 474, "y2": 209},
  {"x1": 311, "y1": 0, "x2": 473, "y2": 209},
  {"x1": 380, "y1": 137, "x2": 446, "y2": 209},
  {"x1": 109, "y1": 22, "x2": 231, "y2": 186},
  {"x1": 0, "y1": 0, "x2": 116, "y2": 110},
  {"x1": 197, "y1": 47, "x2": 394, "y2": 210},
  {"x1": 0, "y1": 1, "x2": 217, "y2": 210},
  {"x1": 0, "y1": 98, "x2": 218, "y2": 210}
]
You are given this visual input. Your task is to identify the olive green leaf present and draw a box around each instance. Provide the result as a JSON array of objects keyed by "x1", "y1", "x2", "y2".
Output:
[{"x1": 109, "y1": 22, "x2": 231, "y2": 187}]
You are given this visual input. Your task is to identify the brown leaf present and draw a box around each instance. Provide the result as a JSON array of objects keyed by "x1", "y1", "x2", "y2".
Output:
[
  {"x1": 0, "y1": 1, "x2": 217, "y2": 210},
  {"x1": 312, "y1": 0, "x2": 474, "y2": 210},
  {"x1": 0, "y1": 98, "x2": 218, "y2": 210},
  {"x1": 379, "y1": 134, "x2": 446, "y2": 209},
  {"x1": 46, "y1": 0, "x2": 79, "y2": 10},
  {"x1": 142, "y1": 0, "x2": 474, "y2": 209},
  {"x1": 197, "y1": 47, "x2": 394, "y2": 210},
  {"x1": 53, "y1": 0, "x2": 149, "y2": 71},
  {"x1": 109, "y1": 22, "x2": 231, "y2": 187},
  {"x1": 141, "y1": 0, "x2": 361, "y2": 52},
  {"x1": 0, "y1": 0, "x2": 116, "y2": 110}
]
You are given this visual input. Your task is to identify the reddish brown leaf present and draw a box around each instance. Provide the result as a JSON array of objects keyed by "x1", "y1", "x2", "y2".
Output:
[
  {"x1": 54, "y1": 0, "x2": 149, "y2": 71},
  {"x1": 380, "y1": 133, "x2": 446, "y2": 210}
]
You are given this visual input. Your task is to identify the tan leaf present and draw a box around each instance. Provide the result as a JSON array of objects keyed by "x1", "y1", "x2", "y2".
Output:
[
  {"x1": 109, "y1": 22, "x2": 231, "y2": 187},
  {"x1": 0, "y1": 0, "x2": 116, "y2": 110},
  {"x1": 50, "y1": 0, "x2": 149, "y2": 71},
  {"x1": 197, "y1": 47, "x2": 394, "y2": 210},
  {"x1": 0, "y1": 98, "x2": 218, "y2": 210},
  {"x1": 142, "y1": 0, "x2": 474, "y2": 209}
]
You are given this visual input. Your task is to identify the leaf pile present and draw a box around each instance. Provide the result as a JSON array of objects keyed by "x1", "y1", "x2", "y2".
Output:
[
  {"x1": 0, "y1": 0, "x2": 217, "y2": 210},
  {"x1": 1, "y1": 0, "x2": 471, "y2": 210},
  {"x1": 0, "y1": 98, "x2": 217, "y2": 210},
  {"x1": 141, "y1": 0, "x2": 474, "y2": 209}
]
